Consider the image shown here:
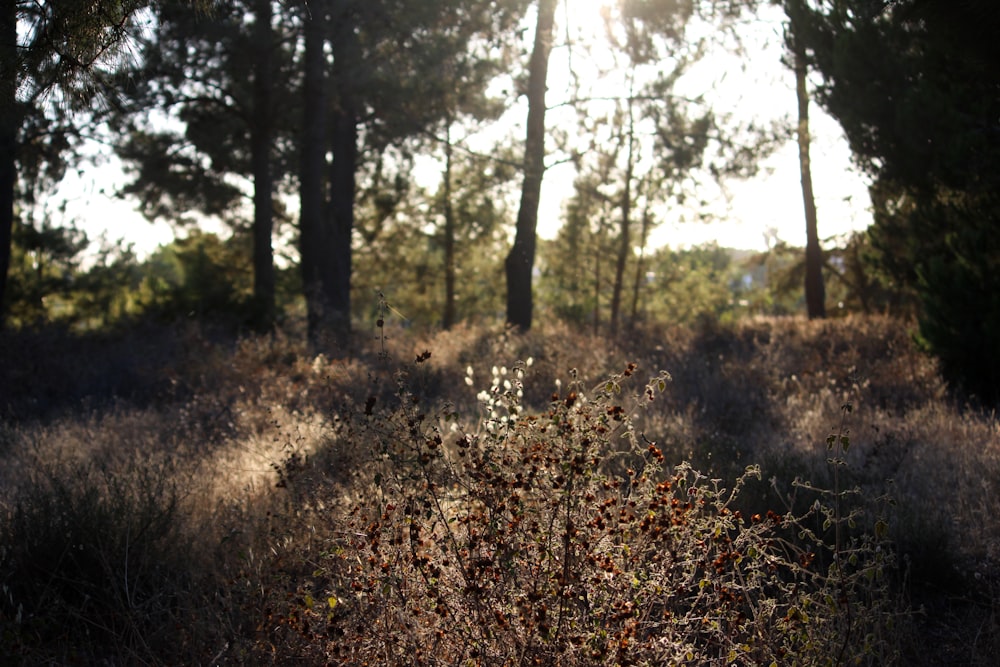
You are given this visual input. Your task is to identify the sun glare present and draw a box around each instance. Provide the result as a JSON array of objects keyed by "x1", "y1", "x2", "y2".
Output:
[{"x1": 560, "y1": 0, "x2": 616, "y2": 48}]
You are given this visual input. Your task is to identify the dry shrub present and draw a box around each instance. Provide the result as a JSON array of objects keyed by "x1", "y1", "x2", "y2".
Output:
[
  {"x1": 277, "y1": 359, "x2": 898, "y2": 666},
  {"x1": 3, "y1": 314, "x2": 997, "y2": 665}
]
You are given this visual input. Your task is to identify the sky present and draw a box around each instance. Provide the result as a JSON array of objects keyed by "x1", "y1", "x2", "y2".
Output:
[
  {"x1": 55, "y1": 1, "x2": 872, "y2": 258},
  {"x1": 530, "y1": 0, "x2": 872, "y2": 251}
]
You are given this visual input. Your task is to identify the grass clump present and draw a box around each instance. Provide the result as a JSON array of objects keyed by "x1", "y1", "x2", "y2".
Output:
[
  {"x1": 0, "y1": 456, "x2": 196, "y2": 664},
  {"x1": 283, "y1": 358, "x2": 898, "y2": 665}
]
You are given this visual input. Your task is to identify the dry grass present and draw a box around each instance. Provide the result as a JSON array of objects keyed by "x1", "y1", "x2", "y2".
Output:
[{"x1": 1, "y1": 314, "x2": 997, "y2": 665}]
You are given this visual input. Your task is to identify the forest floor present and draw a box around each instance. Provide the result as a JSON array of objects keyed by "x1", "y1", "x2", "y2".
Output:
[{"x1": 1, "y1": 314, "x2": 998, "y2": 665}]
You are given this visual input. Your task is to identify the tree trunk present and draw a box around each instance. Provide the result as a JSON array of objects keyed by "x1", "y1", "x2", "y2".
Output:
[
  {"x1": 326, "y1": 3, "x2": 360, "y2": 345},
  {"x1": 299, "y1": 0, "x2": 329, "y2": 344},
  {"x1": 592, "y1": 231, "x2": 601, "y2": 336},
  {"x1": 610, "y1": 92, "x2": 637, "y2": 335},
  {"x1": 0, "y1": 0, "x2": 17, "y2": 326},
  {"x1": 505, "y1": 0, "x2": 556, "y2": 331},
  {"x1": 442, "y1": 124, "x2": 457, "y2": 329},
  {"x1": 630, "y1": 189, "x2": 651, "y2": 323},
  {"x1": 327, "y1": 105, "x2": 356, "y2": 344},
  {"x1": 251, "y1": 0, "x2": 276, "y2": 328},
  {"x1": 793, "y1": 31, "x2": 825, "y2": 319},
  {"x1": 593, "y1": 214, "x2": 608, "y2": 336}
]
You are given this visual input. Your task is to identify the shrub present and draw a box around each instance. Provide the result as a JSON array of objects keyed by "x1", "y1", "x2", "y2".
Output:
[
  {"x1": 283, "y1": 358, "x2": 898, "y2": 665},
  {"x1": 0, "y1": 456, "x2": 194, "y2": 664}
]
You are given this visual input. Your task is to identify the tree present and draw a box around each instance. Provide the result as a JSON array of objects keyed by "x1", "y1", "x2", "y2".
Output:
[
  {"x1": 351, "y1": 150, "x2": 515, "y2": 328},
  {"x1": 784, "y1": 0, "x2": 824, "y2": 318},
  {"x1": 432, "y1": 137, "x2": 519, "y2": 328},
  {"x1": 298, "y1": 0, "x2": 333, "y2": 343},
  {"x1": 0, "y1": 1, "x2": 14, "y2": 325},
  {"x1": 250, "y1": 0, "x2": 277, "y2": 324},
  {"x1": 112, "y1": 0, "x2": 293, "y2": 329},
  {"x1": 792, "y1": 0, "x2": 1000, "y2": 402},
  {"x1": 4, "y1": 213, "x2": 87, "y2": 326},
  {"x1": 505, "y1": 0, "x2": 556, "y2": 331},
  {"x1": 0, "y1": 1, "x2": 210, "y2": 327},
  {"x1": 299, "y1": 0, "x2": 530, "y2": 344}
]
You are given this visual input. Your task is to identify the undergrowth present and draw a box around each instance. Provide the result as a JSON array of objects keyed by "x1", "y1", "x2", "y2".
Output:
[
  {"x1": 1, "y1": 314, "x2": 997, "y2": 664},
  {"x1": 278, "y1": 357, "x2": 898, "y2": 665}
]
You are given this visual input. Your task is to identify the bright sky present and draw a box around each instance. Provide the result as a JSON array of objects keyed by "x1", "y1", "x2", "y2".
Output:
[
  {"x1": 56, "y1": 1, "x2": 871, "y2": 257},
  {"x1": 532, "y1": 0, "x2": 871, "y2": 250}
]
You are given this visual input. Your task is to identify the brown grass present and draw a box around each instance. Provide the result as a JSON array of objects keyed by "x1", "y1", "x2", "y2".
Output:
[{"x1": 1, "y1": 314, "x2": 997, "y2": 665}]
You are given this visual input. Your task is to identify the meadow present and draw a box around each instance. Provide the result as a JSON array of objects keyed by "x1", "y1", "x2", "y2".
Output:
[{"x1": 1, "y1": 314, "x2": 997, "y2": 665}]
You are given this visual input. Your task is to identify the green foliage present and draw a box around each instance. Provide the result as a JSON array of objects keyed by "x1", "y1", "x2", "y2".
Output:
[
  {"x1": 139, "y1": 229, "x2": 255, "y2": 323},
  {"x1": 791, "y1": 0, "x2": 1000, "y2": 403},
  {"x1": 542, "y1": 240, "x2": 761, "y2": 328},
  {"x1": 910, "y1": 202, "x2": 1000, "y2": 405},
  {"x1": 67, "y1": 238, "x2": 149, "y2": 328},
  {"x1": 352, "y1": 151, "x2": 514, "y2": 329},
  {"x1": 4, "y1": 216, "x2": 87, "y2": 326},
  {"x1": 644, "y1": 243, "x2": 741, "y2": 324},
  {"x1": 824, "y1": 230, "x2": 915, "y2": 316}
]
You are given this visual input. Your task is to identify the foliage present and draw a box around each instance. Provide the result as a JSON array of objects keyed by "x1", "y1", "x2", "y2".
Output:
[
  {"x1": 286, "y1": 358, "x2": 897, "y2": 665},
  {"x1": 0, "y1": 456, "x2": 194, "y2": 664},
  {"x1": 1, "y1": 0, "x2": 211, "y2": 324},
  {"x1": 138, "y1": 229, "x2": 255, "y2": 323},
  {"x1": 3, "y1": 215, "x2": 88, "y2": 326},
  {"x1": 541, "y1": 241, "x2": 773, "y2": 328},
  {"x1": 110, "y1": 0, "x2": 299, "y2": 228},
  {"x1": 789, "y1": 0, "x2": 1000, "y2": 403},
  {"x1": 352, "y1": 146, "x2": 517, "y2": 329}
]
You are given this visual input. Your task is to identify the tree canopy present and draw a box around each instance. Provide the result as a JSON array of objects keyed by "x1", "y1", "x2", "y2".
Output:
[{"x1": 788, "y1": 0, "x2": 1000, "y2": 402}]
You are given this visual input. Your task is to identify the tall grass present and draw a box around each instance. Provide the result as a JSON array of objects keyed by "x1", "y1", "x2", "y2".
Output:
[{"x1": 1, "y1": 314, "x2": 997, "y2": 664}]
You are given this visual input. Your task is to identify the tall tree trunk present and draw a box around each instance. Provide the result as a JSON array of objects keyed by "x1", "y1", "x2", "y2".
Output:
[
  {"x1": 299, "y1": 0, "x2": 329, "y2": 344},
  {"x1": 610, "y1": 90, "x2": 637, "y2": 335},
  {"x1": 630, "y1": 188, "x2": 651, "y2": 323},
  {"x1": 327, "y1": 105, "x2": 355, "y2": 344},
  {"x1": 592, "y1": 231, "x2": 601, "y2": 336},
  {"x1": 593, "y1": 214, "x2": 608, "y2": 336},
  {"x1": 251, "y1": 0, "x2": 275, "y2": 328},
  {"x1": 327, "y1": 2, "x2": 360, "y2": 345},
  {"x1": 505, "y1": 0, "x2": 556, "y2": 331},
  {"x1": 442, "y1": 124, "x2": 457, "y2": 329},
  {"x1": 0, "y1": 0, "x2": 17, "y2": 327},
  {"x1": 793, "y1": 30, "x2": 825, "y2": 319}
]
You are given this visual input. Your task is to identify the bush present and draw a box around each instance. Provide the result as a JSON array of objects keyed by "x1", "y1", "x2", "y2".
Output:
[
  {"x1": 0, "y1": 457, "x2": 194, "y2": 664},
  {"x1": 281, "y1": 358, "x2": 899, "y2": 665}
]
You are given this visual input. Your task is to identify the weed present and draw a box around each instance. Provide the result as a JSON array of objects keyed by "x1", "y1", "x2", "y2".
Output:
[{"x1": 290, "y1": 358, "x2": 898, "y2": 665}]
